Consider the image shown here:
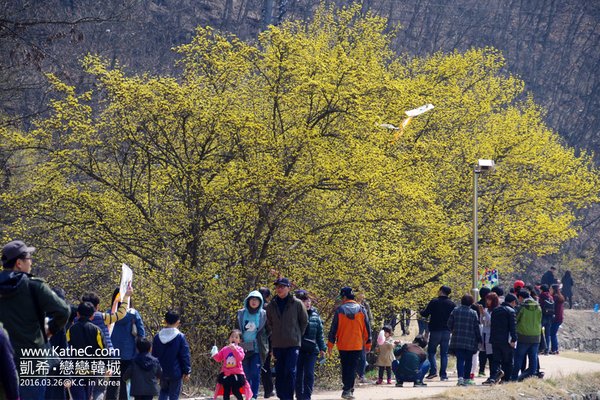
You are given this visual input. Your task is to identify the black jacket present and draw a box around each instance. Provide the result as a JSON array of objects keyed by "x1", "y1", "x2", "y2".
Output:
[
  {"x1": 420, "y1": 296, "x2": 456, "y2": 332},
  {"x1": 123, "y1": 352, "x2": 162, "y2": 396},
  {"x1": 66, "y1": 319, "x2": 106, "y2": 352},
  {"x1": 489, "y1": 302, "x2": 517, "y2": 345}
]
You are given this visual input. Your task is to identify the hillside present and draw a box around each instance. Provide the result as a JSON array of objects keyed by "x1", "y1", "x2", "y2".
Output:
[
  {"x1": 1, "y1": 1, "x2": 599, "y2": 297},
  {"x1": 2, "y1": 1, "x2": 599, "y2": 152}
]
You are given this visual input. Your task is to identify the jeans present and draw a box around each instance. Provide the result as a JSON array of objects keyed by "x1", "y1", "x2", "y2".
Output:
[
  {"x1": 158, "y1": 376, "x2": 183, "y2": 400},
  {"x1": 273, "y1": 347, "x2": 300, "y2": 400},
  {"x1": 295, "y1": 351, "x2": 317, "y2": 400},
  {"x1": 550, "y1": 322, "x2": 562, "y2": 352},
  {"x1": 339, "y1": 350, "x2": 361, "y2": 392},
  {"x1": 511, "y1": 342, "x2": 539, "y2": 381},
  {"x1": 542, "y1": 315, "x2": 553, "y2": 352},
  {"x1": 427, "y1": 330, "x2": 450, "y2": 378},
  {"x1": 392, "y1": 359, "x2": 430, "y2": 383},
  {"x1": 242, "y1": 352, "x2": 262, "y2": 399},
  {"x1": 454, "y1": 349, "x2": 474, "y2": 380},
  {"x1": 491, "y1": 342, "x2": 514, "y2": 382}
]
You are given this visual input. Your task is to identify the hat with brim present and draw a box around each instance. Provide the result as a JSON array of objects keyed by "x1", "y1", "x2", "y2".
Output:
[
  {"x1": 1, "y1": 240, "x2": 36, "y2": 264},
  {"x1": 274, "y1": 277, "x2": 291, "y2": 287}
]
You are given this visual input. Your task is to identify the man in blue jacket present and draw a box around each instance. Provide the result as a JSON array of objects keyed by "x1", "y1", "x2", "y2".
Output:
[{"x1": 152, "y1": 311, "x2": 191, "y2": 400}]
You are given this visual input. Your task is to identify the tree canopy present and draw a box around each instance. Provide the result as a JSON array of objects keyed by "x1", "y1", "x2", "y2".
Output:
[{"x1": 1, "y1": 5, "x2": 597, "y2": 382}]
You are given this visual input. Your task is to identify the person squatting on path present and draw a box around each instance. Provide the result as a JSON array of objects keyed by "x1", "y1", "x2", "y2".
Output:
[
  {"x1": 295, "y1": 289, "x2": 326, "y2": 400},
  {"x1": 212, "y1": 329, "x2": 252, "y2": 400},
  {"x1": 0, "y1": 240, "x2": 70, "y2": 400},
  {"x1": 237, "y1": 291, "x2": 269, "y2": 400},
  {"x1": 375, "y1": 325, "x2": 395, "y2": 385},
  {"x1": 420, "y1": 285, "x2": 455, "y2": 381},
  {"x1": 392, "y1": 334, "x2": 430, "y2": 387},
  {"x1": 327, "y1": 287, "x2": 372, "y2": 400},
  {"x1": 448, "y1": 294, "x2": 482, "y2": 386},
  {"x1": 265, "y1": 278, "x2": 308, "y2": 400}
]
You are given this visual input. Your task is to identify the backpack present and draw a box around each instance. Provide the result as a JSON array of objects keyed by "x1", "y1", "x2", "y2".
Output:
[{"x1": 541, "y1": 298, "x2": 555, "y2": 317}]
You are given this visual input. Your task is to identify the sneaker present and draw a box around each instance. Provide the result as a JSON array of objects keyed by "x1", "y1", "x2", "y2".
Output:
[
  {"x1": 395, "y1": 382, "x2": 403, "y2": 387},
  {"x1": 425, "y1": 373, "x2": 438, "y2": 380},
  {"x1": 440, "y1": 376, "x2": 449, "y2": 381},
  {"x1": 457, "y1": 378, "x2": 465, "y2": 386},
  {"x1": 376, "y1": 378, "x2": 383, "y2": 385},
  {"x1": 493, "y1": 369, "x2": 504, "y2": 382},
  {"x1": 550, "y1": 350, "x2": 559, "y2": 355},
  {"x1": 482, "y1": 378, "x2": 496, "y2": 385},
  {"x1": 414, "y1": 380, "x2": 427, "y2": 387},
  {"x1": 537, "y1": 371, "x2": 545, "y2": 379},
  {"x1": 477, "y1": 372, "x2": 487, "y2": 377},
  {"x1": 464, "y1": 379, "x2": 475, "y2": 385},
  {"x1": 264, "y1": 393, "x2": 274, "y2": 399},
  {"x1": 358, "y1": 377, "x2": 369, "y2": 384},
  {"x1": 387, "y1": 379, "x2": 392, "y2": 384},
  {"x1": 469, "y1": 373, "x2": 474, "y2": 379},
  {"x1": 341, "y1": 390, "x2": 355, "y2": 399}
]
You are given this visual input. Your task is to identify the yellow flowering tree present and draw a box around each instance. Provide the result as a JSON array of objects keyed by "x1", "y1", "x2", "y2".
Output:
[{"x1": 1, "y1": 5, "x2": 597, "y2": 381}]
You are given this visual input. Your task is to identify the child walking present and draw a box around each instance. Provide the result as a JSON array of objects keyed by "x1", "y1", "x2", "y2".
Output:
[
  {"x1": 213, "y1": 329, "x2": 251, "y2": 400},
  {"x1": 375, "y1": 325, "x2": 396, "y2": 384},
  {"x1": 123, "y1": 337, "x2": 162, "y2": 400}
]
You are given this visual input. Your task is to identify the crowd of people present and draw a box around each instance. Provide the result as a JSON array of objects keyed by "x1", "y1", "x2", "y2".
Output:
[
  {"x1": 0, "y1": 239, "x2": 577, "y2": 400},
  {"x1": 0, "y1": 240, "x2": 191, "y2": 400}
]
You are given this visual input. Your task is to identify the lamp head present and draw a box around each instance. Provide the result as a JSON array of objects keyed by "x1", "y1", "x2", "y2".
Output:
[{"x1": 476, "y1": 159, "x2": 495, "y2": 172}]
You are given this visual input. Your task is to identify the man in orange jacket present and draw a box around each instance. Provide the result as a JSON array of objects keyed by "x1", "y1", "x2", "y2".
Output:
[{"x1": 327, "y1": 287, "x2": 372, "y2": 400}]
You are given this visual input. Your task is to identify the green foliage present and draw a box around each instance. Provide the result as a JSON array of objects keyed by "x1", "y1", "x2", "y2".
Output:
[{"x1": 0, "y1": 5, "x2": 597, "y2": 384}]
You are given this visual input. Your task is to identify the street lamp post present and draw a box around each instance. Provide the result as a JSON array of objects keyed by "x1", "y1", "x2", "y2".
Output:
[{"x1": 472, "y1": 159, "x2": 495, "y2": 300}]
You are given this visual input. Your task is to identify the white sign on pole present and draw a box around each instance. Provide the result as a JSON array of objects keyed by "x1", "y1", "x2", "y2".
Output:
[{"x1": 119, "y1": 263, "x2": 133, "y2": 303}]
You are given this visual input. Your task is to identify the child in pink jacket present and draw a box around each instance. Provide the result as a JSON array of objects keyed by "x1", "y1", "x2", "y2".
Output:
[{"x1": 212, "y1": 329, "x2": 252, "y2": 400}]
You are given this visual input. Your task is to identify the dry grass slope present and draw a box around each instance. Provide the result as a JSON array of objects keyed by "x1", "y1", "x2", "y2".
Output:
[{"x1": 425, "y1": 372, "x2": 600, "y2": 400}]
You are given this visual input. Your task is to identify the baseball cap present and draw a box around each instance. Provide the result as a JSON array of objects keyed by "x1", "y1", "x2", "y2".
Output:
[
  {"x1": 513, "y1": 280, "x2": 525, "y2": 290},
  {"x1": 295, "y1": 289, "x2": 309, "y2": 300},
  {"x1": 274, "y1": 277, "x2": 291, "y2": 287},
  {"x1": 1, "y1": 240, "x2": 36, "y2": 265}
]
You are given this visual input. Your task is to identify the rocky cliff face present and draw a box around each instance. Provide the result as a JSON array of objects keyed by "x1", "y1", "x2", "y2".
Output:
[{"x1": 559, "y1": 309, "x2": 600, "y2": 353}]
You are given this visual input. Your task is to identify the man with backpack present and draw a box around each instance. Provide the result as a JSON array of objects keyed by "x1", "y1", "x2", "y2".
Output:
[
  {"x1": 0, "y1": 240, "x2": 70, "y2": 400},
  {"x1": 510, "y1": 290, "x2": 542, "y2": 381}
]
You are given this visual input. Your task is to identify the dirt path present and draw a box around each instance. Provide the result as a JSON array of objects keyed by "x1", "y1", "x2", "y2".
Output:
[{"x1": 311, "y1": 353, "x2": 600, "y2": 400}]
